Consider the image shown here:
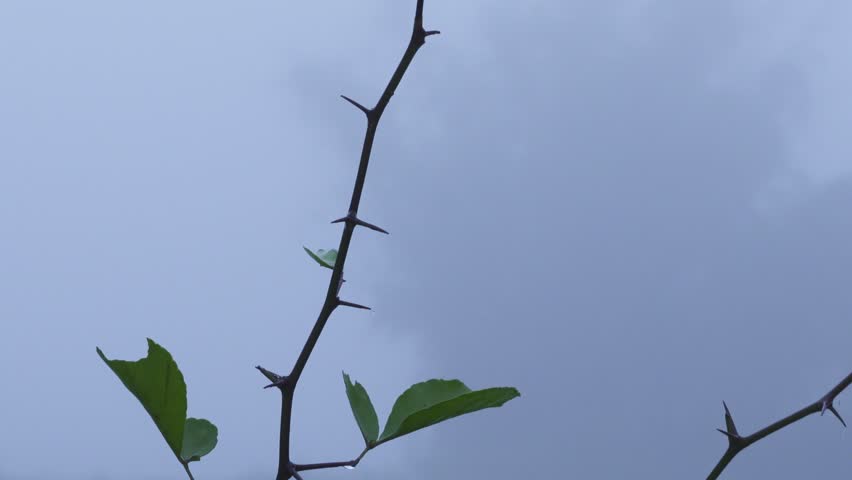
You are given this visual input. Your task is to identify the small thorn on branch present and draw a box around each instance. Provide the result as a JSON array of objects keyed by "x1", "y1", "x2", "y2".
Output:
[
  {"x1": 424, "y1": 30, "x2": 441, "y2": 37},
  {"x1": 337, "y1": 299, "x2": 372, "y2": 310},
  {"x1": 332, "y1": 213, "x2": 389, "y2": 234},
  {"x1": 821, "y1": 399, "x2": 847, "y2": 427},
  {"x1": 340, "y1": 95, "x2": 372, "y2": 117},
  {"x1": 256, "y1": 365, "x2": 281, "y2": 382},
  {"x1": 723, "y1": 401, "x2": 739, "y2": 437},
  {"x1": 256, "y1": 365, "x2": 289, "y2": 389},
  {"x1": 716, "y1": 428, "x2": 741, "y2": 441}
]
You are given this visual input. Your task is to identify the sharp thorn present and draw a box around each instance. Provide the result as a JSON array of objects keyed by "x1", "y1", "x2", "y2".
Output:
[
  {"x1": 828, "y1": 405, "x2": 847, "y2": 427},
  {"x1": 338, "y1": 299, "x2": 372, "y2": 310},
  {"x1": 340, "y1": 95, "x2": 371, "y2": 116},
  {"x1": 722, "y1": 401, "x2": 738, "y2": 435},
  {"x1": 716, "y1": 428, "x2": 739, "y2": 440},
  {"x1": 356, "y1": 218, "x2": 389, "y2": 234},
  {"x1": 331, "y1": 214, "x2": 389, "y2": 234},
  {"x1": 264, "y1": 376, "x2": 290, "y2": 389},
  {"x1": 257, "y1": 366, "x2": 289, "y2": 389},
  {"x1": 424, "y1": 30, "x2": 441, "y2": 37},
  {"x1": 256, "y1": 365, "x2": 281, "y2": 383}
]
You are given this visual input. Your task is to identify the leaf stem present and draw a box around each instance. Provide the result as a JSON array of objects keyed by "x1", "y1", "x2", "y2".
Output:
[
  {"x1": 181, "y1": 462, "x2": 195, "y2": 480},
  {"x1": 292, "y1": 446, "x2": 370, "y2": 472},
  {"x1": 271, "y1": 2, "x2": 438, "y2": 479}
]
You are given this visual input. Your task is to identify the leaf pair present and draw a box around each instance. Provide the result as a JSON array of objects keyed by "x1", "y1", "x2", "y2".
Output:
[
  {"x1": 97, "y1": 339, "x2": 218, "y2": 470},
  {"x1": 343, "y1": 373, "x2": 519, "y2": 448}
]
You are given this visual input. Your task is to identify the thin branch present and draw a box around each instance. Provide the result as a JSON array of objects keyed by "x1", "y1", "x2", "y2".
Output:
[
  {"x1": 293, "y1": 447, "x2": 370, "y2": 472},
  {"x1": 270, "y1": 2, "x2": 439, "y2": 479},
  {"x1": 707, "y1": 371, "x2": 852, "y2": 479}
]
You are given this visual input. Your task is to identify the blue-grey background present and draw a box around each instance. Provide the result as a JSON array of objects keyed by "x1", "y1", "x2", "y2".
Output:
[{"x1": 2, "y1": 1, "x2": 851, "y2": 479}]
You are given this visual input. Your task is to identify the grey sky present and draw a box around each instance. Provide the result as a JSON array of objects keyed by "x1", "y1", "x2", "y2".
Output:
[{"x1": 2, "y1": 1, "x2": 851, "y2": 479}]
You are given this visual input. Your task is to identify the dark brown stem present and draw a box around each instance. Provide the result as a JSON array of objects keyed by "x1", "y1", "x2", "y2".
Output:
[
  {"x1": 270, "y1": 2, "x2": 438, "y2": 479},
  {"x1": 707, "y1": 371, "x2": 852, "y2": 479}
]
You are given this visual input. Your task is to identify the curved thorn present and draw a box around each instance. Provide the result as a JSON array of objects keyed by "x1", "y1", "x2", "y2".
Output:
[
  {"x1": 340, "y1": 95, "x2": 371, "y2": 116},
  {"x1": 338, "y1": 299, "x2": 372, "y2": 310}
]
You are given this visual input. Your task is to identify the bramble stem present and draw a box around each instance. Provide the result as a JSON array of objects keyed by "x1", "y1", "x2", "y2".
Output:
[
  {"x1": 707, "y1": 371, "x2": 852, "y2": 479},
  {"x1": 269, "y1": 2, "x2": 439, "y2": 479}
]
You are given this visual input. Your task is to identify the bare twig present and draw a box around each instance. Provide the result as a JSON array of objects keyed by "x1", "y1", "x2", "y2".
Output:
[
  {"x1": 266, "y1": 2, "x2": 439, "y2": 479},
  {"x1": 707, "y1": 371, "x2": 852, "y2": 479}
]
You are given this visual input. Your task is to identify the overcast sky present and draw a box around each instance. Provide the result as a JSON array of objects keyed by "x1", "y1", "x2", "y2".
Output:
[{"x1": 2, "y1": 1, "x2": 852, "y2": 479}]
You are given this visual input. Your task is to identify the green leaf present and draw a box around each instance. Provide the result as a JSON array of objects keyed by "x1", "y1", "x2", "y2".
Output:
[
  {"x1": 181, "y1": 417, "x2": 219, "y2": 462},
  {"x1": 96, "y1": 338, "x2": 187, "y2": 457},
  {"x1": 378, "y1": 379, "x2": 520, "y2": 445},
  {"x1": 303, "y1": 247, "x2": 338, "y2": 269},
  {"x1": 343, "y1": 372, "x2": 379, "y2": 446}
]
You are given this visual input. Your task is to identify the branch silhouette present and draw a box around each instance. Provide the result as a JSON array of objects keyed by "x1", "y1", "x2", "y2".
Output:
[
  {"x1": 255, "y1": 2, "x2": 439, "y2": 479},
  {"x1": 707, "y1": 371, "x2": 852, "y2": 479}
]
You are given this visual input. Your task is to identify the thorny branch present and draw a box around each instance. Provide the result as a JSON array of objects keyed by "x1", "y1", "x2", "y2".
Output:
[
  {"x1": 707, "y1": 371, "x2": 852, "y2": 479},
  {"x1": 247, "y1": 2, "x2": 852, "y2": 479},
  {"x1": 255, "y1": 1, "x2": 439, "y2": 479}
]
